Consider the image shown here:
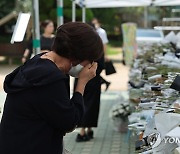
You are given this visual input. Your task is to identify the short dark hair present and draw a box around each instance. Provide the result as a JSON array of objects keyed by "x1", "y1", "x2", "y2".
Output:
[{"x1": 52, "y1": 22, "x2": 103, "y2": 62}]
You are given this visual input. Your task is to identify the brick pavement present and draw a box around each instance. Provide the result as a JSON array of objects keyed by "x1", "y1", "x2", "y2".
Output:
[{"x1": 64, "y1": 91, "x2": 135, "y2": 154}]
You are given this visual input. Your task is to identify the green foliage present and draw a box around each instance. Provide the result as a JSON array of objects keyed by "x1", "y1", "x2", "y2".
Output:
[
  {"x1": 0, "y1": 35, "x2": 12, "y2": 43},
  {"x1": 39, "y1": 0, "x2": 94, "y2": 23},
  {"x1": 15, "y1": 0, "x2": 32, "y2": 12},
  {"x1": 92, "y1": 8, "x2": 118, "y2": 30},
  {"x1": 92, "y1": 7, "x2": 145, "y2": 33},
  {"x1": 92, "y1": 6, "x2": 177, "y2": 35},
  {"x1": 0, "y1": 0, "x2": 32, "y2": 17},
  {"x1": 0, "y1": 0, "x2": 94, "y2": 24},
  {"x1": 107, "y1": 45, "x2": 121, "y2": 55},
  {"x1": 39, "y1": 0, "x2": 56, "y2": 22},
  {"x1": 0, "y1": 0, "x2": 15, "y2": 18}
]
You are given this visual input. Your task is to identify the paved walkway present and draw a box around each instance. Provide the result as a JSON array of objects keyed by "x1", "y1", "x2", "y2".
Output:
[{"x1": 64, "y1": 91, "x2": 135, "y2": 154}]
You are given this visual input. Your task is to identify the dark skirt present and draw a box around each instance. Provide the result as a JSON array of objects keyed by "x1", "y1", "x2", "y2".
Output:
[{"x1": 74, "y1": 75, "x2": 101, "y2": 127}]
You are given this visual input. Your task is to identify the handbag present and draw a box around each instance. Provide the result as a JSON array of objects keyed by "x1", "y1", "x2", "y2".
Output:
[{"x1": 105, "y1": 60, "x2": 116, "y2": 75}]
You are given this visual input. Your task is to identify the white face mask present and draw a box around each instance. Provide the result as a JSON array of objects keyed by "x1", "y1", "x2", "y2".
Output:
[{"x1": 68, "y1": 64, "x2": 84, "y2": 78}]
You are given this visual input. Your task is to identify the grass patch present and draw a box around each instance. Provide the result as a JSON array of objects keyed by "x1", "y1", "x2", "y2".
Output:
[
  {"x1": 109, "y1": 40, "x2": 122, "y2": 47},
  {"x1": 107, "y1": 40, "x2": 122, "y2": 55},
  {"x1": 107, "y1": 45, "x2": 121, "y2": 55}
]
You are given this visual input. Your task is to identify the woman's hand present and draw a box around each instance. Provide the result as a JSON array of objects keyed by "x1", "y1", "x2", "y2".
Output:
[
  {"x1": 105, "y1": 56, "x2": 110, "y2": 62},
  {"x1": 22, "y1": 49, "x2": 30, "y2": 63},
  {"x1": 41, "y1": 50, "x2": 50, "y2": 53},
  {"x1": 22, "y1": 57, "x2": 27, "y2": 64},
  {"x1": 75, "y1": 62, "x2": 98, "y2": 95},
  {"x1": 79, "y1": 62, "x2": 98, "y2": 83}
]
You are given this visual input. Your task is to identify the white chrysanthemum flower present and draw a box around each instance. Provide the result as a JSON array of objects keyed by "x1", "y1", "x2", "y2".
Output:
[
  {"x1": 119, "y1": 109, "x2": 124, "y2": 114},
  {"x1": 126, "y1": 106, "x2": 130, "y2": 111}
]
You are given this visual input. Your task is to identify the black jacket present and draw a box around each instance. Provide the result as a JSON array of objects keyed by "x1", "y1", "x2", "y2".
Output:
[{"x1": 0, "y1": 53, "x2": 84, "y2": 154}]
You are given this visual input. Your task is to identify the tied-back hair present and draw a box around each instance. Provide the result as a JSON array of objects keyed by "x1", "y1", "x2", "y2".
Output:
[{"x1": 41, "y1": 20, "x2": 53, "y2": 30}]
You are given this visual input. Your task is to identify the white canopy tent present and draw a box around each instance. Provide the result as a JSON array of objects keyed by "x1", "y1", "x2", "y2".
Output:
[
  {"x1": 153, "y1": 0, "x2": 180, "y2": 6},
  {"x1": 75, "y1": 0, "x2": 151, "y2": 8},
  {"x1": 73, "y1": 0, "x2": 180, "y2": 22},
  {"x1": 75, "y1": 0, "x2": 180, "y2": 8}
]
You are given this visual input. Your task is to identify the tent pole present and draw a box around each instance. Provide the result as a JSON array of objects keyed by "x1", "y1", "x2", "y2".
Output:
[
  {"x1": 72, "y1": 0, "x2": 76, "y2": 22},
  {"x1": 32, "y1": 0, "x2": 40, "y2": 55},
  {"x1": 57, "y1": 0, "x2": 64, "y2": 26},
  {"x1": 82, "y1": 6, "x2": 86, "y2": 23}
]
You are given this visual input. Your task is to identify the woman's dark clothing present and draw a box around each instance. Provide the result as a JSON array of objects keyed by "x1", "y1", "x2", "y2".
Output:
[
  {"x1": 25, "y1": 38, "x2": 33, "y2": 60},
  {"x1": 74, "y1": 56, "x2": 104, "y2": 127},
  {"x1": 26, "y1": 35, "x2": 55, "y2": 59},
  {"x1": 0, "y1": 53, "x2": 84, "y2": 154},
  {"x1": 40, "y1": 35, "x2": 55, "y2": 51}
]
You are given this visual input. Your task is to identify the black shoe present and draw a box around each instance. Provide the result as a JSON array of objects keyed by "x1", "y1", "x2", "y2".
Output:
[
  {"x1": 76, "y1": 134, "x2": 90, "y2": 142},
  {"x1": 87, "y1": 130, "x2": 94, "y2": 139}
]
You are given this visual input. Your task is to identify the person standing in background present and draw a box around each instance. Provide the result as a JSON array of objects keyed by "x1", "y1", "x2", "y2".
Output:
[
  {"x1": 40, "y1": 20, "x2": 55, "y2": 52},
  {"x1": 74, "y1": 23, "x2": 105, "y2": 142},
  {"x1": 22, "y1": 20, "x2": 55, "y2": 63},
  {"x1": 92, "y1": 18, "x2": 111, "y2": 91},
  {"x1": 92, "y1": 18, "x2": 108, "y2": 60},
  {"x1": 75, "y1": 21, "x2": 113, "y2": 142}
]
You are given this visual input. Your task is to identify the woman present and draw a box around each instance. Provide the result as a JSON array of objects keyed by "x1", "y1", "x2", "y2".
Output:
[
  {"x1": 0, "y1": 22, "x2": 103, "y2": 154},
  {"x1": 75, "y1": 56, "x2": 104, "y2": 142},
  {"x1": 92, "y1": 18, "x2": 111, "y2": 91},
  {"x1": 74, "y1": 23, "x2": 105, "y2": 142},
  {"x1": 22, "y1": 20, "x2": 55, "y2": 63}
]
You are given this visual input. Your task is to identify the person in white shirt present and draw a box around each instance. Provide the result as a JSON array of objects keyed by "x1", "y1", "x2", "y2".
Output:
[
  {"x1": 92, "y1": 18, "x2": 108, "y2": 59},
  {"x1": 74, "y1": 21, "x2": 110, "y2": 142},
  {"x1": 92, "y1": 18, "x2": 111, "y2": 91}
]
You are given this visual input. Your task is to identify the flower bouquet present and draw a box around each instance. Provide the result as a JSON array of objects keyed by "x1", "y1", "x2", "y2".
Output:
[{"x1": 109, "y1": 101, "x2": 131, "y2": 133}]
